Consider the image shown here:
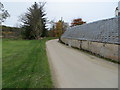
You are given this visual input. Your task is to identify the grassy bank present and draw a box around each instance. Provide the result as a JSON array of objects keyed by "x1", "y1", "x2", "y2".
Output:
[{"x1": 2, "y1": 38, "x2": 55, "y2": 88}]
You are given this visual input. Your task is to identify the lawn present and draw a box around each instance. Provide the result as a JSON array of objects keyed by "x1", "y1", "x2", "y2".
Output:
[{"x1": 2, "y1": 38, "x2": 55, "y2": 88}]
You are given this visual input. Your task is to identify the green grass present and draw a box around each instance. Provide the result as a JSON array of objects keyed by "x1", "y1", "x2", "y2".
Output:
[{"x1": 2, "y1": 37, "x2": 56, "y2": 88}]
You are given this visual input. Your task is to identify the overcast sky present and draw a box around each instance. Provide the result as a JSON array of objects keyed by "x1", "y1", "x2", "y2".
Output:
[{"x1": 1, "y1": 0, "x2": 119, "y2": 28}]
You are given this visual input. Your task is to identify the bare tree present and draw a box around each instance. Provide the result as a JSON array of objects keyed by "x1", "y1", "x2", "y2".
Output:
[{"x1": 0, "y1": 2, "x2": 10, "y2": 24}]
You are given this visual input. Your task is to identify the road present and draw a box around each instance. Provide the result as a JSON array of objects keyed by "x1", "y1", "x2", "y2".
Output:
[{"x1": 46, "y1": 39, "x2": 118, "y2": 88}]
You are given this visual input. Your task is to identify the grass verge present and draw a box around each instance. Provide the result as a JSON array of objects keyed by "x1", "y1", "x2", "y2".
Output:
[{"x1": 2, "y1": 37, "x2": 56, "y2": 88}]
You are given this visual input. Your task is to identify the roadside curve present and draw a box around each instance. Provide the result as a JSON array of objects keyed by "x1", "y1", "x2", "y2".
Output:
[{"x1": 46, "y1": 39, "x2": 118, "y2": 88}]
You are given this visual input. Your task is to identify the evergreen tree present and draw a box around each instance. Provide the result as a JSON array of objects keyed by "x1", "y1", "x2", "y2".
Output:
[{"x1": 20, "y1": 2, "x2": 47, "y2": 39}]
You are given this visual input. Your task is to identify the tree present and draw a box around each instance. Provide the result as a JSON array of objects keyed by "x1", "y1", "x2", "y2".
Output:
[
  {"x1": 0, "y1": 2, "x2": 10, "y2": 23},
  {"x1": 55, "y1": 20, "x2": 63, "y2": 37},
  {"x1": 48, "y1": 20, "x2": 56, "y2": 37},
  {"x1": 48, "y1": 19, "x2": 69, "y2": 37},
  {"x1": 55, "y1": 20, "x2": 69, "y2": 37},
  {"x1": 20, "y1": 2, "x2": 47, "y2": 39},
  {"x1": 71, "y1": 18, "x2": 86, "y2": 27}
]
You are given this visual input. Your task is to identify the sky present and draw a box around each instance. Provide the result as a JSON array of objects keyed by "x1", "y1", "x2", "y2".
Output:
[{"x1": 1, "y1": 0, "x2": 119, "y2": 28}]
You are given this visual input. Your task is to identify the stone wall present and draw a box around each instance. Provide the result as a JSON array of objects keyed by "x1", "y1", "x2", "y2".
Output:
[
  {"x1": 1, "y1": 25, "x2": 21, "y2": 39},
  {"x1": 61, "y1": 17, "x2": 119, "y2": 61}
]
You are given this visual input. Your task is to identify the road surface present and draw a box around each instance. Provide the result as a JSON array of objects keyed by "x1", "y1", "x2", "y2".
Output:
[{"x1": 46, "y1": 39, "x2": 118, "y2": 88}]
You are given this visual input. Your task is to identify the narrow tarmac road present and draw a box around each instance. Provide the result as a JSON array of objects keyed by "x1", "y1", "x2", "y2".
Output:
[{"x1": 46, "y1": 39, "x2": 118, "y2": 88}]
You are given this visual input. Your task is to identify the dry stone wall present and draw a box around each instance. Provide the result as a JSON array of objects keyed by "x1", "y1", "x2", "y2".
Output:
[{"x1": 61, "y1": 17, "x2": 119, "y2": 61}]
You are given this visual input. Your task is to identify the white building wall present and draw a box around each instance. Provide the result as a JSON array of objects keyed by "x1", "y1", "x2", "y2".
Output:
[
  {"x1": 115, "y1": 9, "x2": 118, "y2": 16},
  {"x1": 118, "y1": 1, "x2": 120, "y2": 11},
  {"x1": 118, "y1": 1, "x2": 120, "y2": 16}
]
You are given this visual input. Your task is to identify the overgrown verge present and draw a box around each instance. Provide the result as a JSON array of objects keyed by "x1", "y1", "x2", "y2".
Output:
[{"x1": 2, "y1": 37, "x2": 56, "y2": 88}]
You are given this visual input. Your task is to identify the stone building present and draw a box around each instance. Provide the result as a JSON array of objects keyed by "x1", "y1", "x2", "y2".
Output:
[
  {"x1": 115, "y1": 7, "x2": 119, "y2": 16},
  {"x1": 115, "y1": 1, "x2": 120, "y2": 16}
]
